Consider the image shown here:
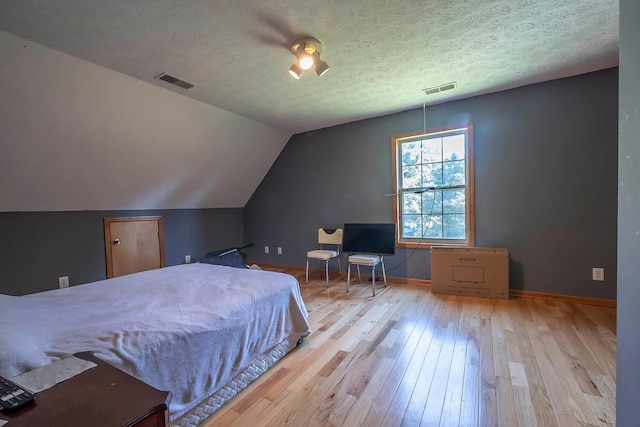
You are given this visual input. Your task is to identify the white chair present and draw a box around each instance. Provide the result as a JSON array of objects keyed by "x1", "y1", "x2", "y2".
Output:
[
  {"x1": 346, "y1": 254, "x2": 387, "y2": 296},
  {"x1": 306, "y1": 228, "x2": 343, "y2": 287}
]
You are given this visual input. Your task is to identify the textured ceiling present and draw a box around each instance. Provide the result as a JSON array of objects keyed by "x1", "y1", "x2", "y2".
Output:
[{"x1": 0, "y1": 0, "x2": 619, "y2": 134}]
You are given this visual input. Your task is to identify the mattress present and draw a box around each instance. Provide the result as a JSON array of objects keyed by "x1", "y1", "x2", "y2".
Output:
[
  {"x1": 0, "y1": 264, "x2": 311, "y2": 422},
  {"x1": 173, "y1": 333, "x2": 301, "y2": 427}
]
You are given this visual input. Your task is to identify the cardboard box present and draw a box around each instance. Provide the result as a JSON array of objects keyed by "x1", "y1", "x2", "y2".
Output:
[{"x1": 430, "y1": 246, "x2": 509, "y2": 299}]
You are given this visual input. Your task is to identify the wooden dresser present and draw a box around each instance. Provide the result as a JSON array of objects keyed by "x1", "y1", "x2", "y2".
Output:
[{"x1": 0, "y1": 351, "x2": 171, "y2": 427}]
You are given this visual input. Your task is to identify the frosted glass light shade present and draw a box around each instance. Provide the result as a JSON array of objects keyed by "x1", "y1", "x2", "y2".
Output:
[
  {"x1": 315, "y1": 60, "x2": 330, "y2": 77},
  {"x1": 288, "y1": 64, "x2": 302, "y2": 79},
  {"x1": 299, "y1": 54, "x2": 314, "y2": 70}
]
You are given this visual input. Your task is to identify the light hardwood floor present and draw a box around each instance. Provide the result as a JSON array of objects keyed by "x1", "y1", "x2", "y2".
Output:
[{"x1": 201, "y1": 268, "x2": 616, "y2": 427}]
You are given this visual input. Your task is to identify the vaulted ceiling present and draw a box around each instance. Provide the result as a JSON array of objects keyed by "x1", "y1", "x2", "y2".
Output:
[{"x1": 0, "y1": 0, "x2": 619, "y2": 134}]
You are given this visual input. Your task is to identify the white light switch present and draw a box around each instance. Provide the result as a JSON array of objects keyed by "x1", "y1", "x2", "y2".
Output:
[{"x1": 592, "y1": 268, "x2": 604, "y2": 281}]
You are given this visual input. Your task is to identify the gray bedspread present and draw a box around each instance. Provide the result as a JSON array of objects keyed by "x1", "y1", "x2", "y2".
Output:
[{"x1": 0, "y1": 263, "x2": 311, "y2": 419}]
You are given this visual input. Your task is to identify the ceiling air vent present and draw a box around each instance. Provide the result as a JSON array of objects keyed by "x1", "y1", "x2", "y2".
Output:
[
  {"x1": 155, "y1": 73, "x2": 194, "y2": 90},
  {"x1": 423, "y1": 81, "x2": 457, "y2": 95}
]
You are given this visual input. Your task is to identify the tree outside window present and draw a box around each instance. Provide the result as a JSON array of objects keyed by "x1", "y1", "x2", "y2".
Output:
[{"x1": 392, "y1": 124, "x2": 475, "y2": 247}]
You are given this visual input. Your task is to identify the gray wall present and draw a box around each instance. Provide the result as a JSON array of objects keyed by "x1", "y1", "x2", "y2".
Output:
[
  {"x1": 245, "y1": 68, "x2": 618, "y2": 300},
  {"x1": 0, "y1": 208, "x2": 244, "y2": 295},
  {"x1": 617, "y1": 0, "x2": 639, "y2": 423}
]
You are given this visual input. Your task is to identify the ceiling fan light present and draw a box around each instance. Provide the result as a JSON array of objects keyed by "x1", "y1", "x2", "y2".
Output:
[
  {"x1": 288, "y1": 37, "x2": 328, "y2": 79},
  {"x1": 288, "y1": 64, "x2": 302, "y2": 79},
  {"x1": 298, "y1": 54, "x2": 315, "y2": 70},
  {"x1": 315, "y1": 60, "x2": 330, "y2": 77}
]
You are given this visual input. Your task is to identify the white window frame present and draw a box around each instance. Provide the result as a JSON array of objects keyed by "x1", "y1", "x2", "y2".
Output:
[{"x1": 392, "y1": 123, "x2": 475, "y2": 248}]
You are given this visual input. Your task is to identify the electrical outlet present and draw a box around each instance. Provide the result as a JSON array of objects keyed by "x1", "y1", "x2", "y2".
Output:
[
  {"x1": 592, "y1": 268, "x2": 605, "y2": 281},
  {"x1": 58, "y1": 276, "x2": 69, "y2": 288},
  {"x1": 185, "y1": 255, "x2": 191, "y2": 264},
  {"x1": 277, "y1": 247, "x2": 282, "y2": 255},
  {"x1": 264, "y1": 246, "x2": 270, "y2": 254}
]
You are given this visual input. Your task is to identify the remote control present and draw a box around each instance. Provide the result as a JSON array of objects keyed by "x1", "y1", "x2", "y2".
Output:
[{"x1": 0, "y1": 376, "x2": 36, "y2": 411}]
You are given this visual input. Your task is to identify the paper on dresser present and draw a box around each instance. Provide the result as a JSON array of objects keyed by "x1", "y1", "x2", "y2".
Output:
[{"x1": 10, "y1": 354, "x2": 97, "y2": 393}]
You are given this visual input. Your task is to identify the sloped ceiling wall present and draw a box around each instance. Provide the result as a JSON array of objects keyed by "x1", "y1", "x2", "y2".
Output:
[{"x1": 0, "y1": 31, "x2": 291, "y2": 212}]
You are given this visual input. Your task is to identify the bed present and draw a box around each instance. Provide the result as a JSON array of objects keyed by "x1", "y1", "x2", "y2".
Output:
[{"x1": 0, "y1": 263, "x2": 311, "y2": 426}]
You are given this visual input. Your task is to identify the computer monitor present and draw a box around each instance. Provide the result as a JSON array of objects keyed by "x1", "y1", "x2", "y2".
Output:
[{"x1": 342, "y1": 223, "x2": 396, "y2": 255}]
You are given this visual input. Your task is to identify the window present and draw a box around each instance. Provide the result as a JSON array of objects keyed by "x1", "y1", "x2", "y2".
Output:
[{"x1": 392, "y1": 124, "x2": 474, "y2": 247}]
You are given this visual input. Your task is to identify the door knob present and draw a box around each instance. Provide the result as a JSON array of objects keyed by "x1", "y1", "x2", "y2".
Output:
[{"x1": 113, "y1": 239, "x2": 121, "y2": 245}]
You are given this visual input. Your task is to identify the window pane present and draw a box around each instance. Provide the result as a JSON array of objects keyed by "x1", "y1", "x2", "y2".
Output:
[
  {"x1": 422, "y1": 138, "x2": 442, "y2": 163},
  {"x1": 443, "y1": 135, "x2": 465, "y2": 161},
  {"x1": 423, "y1": 215, "x2": 442, "y2": 238},
  {"x1": 422, "y1": 190, "x2": 442, "y2": 214},
  {"x1": 443, "y1": 214, "x2": 466, "y2": 239},
  {"x1": 422, "y1": 163, "x2": 442, "y2": 187},
  {"x1": 402, "y1": 192, "x2": 421, "y2": 214},
  {"x1": 443, "y1": 188, "x2": 465, "y2": 214},
  {"x1": 394, "y1": 125, "x2": 473, "y2": 246},
  {"x1": 402, "y1": 214, "x2": 422, "y2": 238},
  {"x1": 402, "y1": 165, "x2": 421, "y2": 188},
  {"x1": 401, "y1": 142, "x2": 421, "y2": 166},
  {"x1": 442, "y1": 160, "x2": 465, "y2": 186}
]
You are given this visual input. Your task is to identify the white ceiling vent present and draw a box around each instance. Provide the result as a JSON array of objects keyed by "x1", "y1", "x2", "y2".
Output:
[
  {"x1": 155, "y1": 73, "x2": 194, "y2": 90},
  {"x1": 423, "y1": 81, "x2": 457, "y2": 95}
]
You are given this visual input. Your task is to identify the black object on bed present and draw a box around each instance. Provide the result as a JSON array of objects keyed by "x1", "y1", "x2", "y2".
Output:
[{"x1": 202, "y1": 243, "x2": 254, "y2": 268}]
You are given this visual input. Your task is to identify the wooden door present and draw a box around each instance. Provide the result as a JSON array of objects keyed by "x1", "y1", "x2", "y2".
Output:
[{"x1": 104, "y1": 216, "x2": 165, "y2": 278}]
